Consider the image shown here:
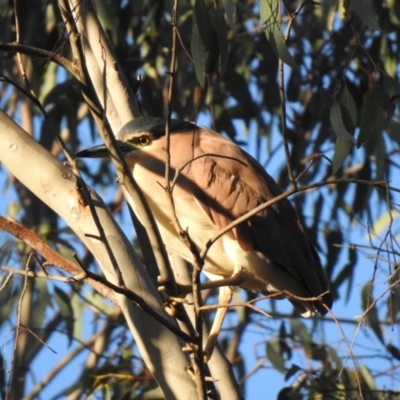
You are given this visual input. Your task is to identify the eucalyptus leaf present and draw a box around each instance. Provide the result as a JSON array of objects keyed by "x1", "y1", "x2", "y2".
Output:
[
  {"x1": 359, "y1": 363, "x2": 377, "y2": 389},
  {"x1": 339, "y1": 85, "x2": 357, "y2": 128},
  {"x1": 54, "y1": 286, "x2": 75, "y2": 345},
  {"x1": 260, "y1": 0, "x2": 296, "y2": 68},
  {"x1": 330, "y1": 99, "x2": 354, "y2": 142},
  {"x1": 351, "y1": 0, "x2": 380, "y2": 31},
  {"x1": 361, "y1": 284, "x2": 384, "y2": 344},
  {"x1": 214, "y1": 7, "x2": 228, "y2": 76},
  {"x1": 332, "y1": 137, "x2": 352, "y2": 173},
  {"x1": 191, "y1": 23, "x2": 206, "y2": 86},
  {"x1": 357, "y1": 88, "x2": 382, "y2": 148},
  {"x1": 222, "y1": 0, "x2": 235, "y2": 28},
  {"x1": 267, "y1": 339, "x2": 285, "y2": 373},
  {"x1": 194, "y1": 0, "x2": 213, "y2": 49}
]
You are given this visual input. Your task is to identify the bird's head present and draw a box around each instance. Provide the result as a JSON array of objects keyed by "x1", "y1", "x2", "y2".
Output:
[{"x1": 75, "y1": 116, "x2": 199, "y2": 159}]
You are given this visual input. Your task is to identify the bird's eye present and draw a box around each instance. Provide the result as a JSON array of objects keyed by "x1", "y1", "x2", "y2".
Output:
[{"x1": 138, "y1": 136, "x2": 151, "y2": 146}]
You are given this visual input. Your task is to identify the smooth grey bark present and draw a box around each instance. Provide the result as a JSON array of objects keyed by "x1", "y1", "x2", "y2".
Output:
[{"x1": 0, "y1": 111, "x2": 198, "y2": 399}]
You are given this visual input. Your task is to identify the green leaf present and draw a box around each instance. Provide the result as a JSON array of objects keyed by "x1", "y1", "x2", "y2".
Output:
[
  {"x1": 359, "y1": 363, "x2": 377, "y2": 389},
  {"x1": 382, "y1": 72, "x2": 400, "y2": 98},
  {"x1": 194, "y1": 0, "x2": 213, "y2": 49},
  {"x1": 290, "y1": 319, "x2": 311, "y2": 345},
  {"x1": 332, "y1": 137, "x2": 352, "y2": 173},
  {"x1": 387, "y1": 119, "x2": 400, "y2": 147},
  {"x1": 267, "y1": 339, "x2": 285, "y2": 372},
  {"x1": 6, "y1": 202, "x2": 21, "y2": 217},
  {"x1": 222, "y1": 0, "x2": 235, "y2": 28},
  {"x1": 232, "y1": 291, "x2": 246, "y2": 323},
  {"x1": 374, "y1": 131, "x2": 385, "y2": 180},
  {"x1": 54, "y1": 238, "x2": 75, "y2": 261},
  {"x1": 339, "y1": 85, "x2": 357, "y2": 128},
  {"x1": 330, "y1": 99, "x2": 354, "y2": 141},
  {"x1": 0, "y1": 278, "x2": 18, "y2": 324},
  {"x1": 278, "y1": 321, "x2": 291, "y2": 360},
  {"x1": 357, "y1": 88, "x2": 382, "y2": 148},
  {"x1": 332, "y1": 263, "x2": 353, "y2": 296},
  {"x1": 353, "y1": 161, "x2": 371, "y2": 215},
  {"x1": 191, "y1": 23, "x2": 206, "y2": 87},
  {"x1": 361, "y1": 284, "x2": 384, "y2": 344},
  {"x1": 351, "y1": 0, "x2": 380, "y2": 31},
  {"x1": 71, "y1": 294, "x2": 83, "y2": 341},
  {"x1": 328, "y1": 346, "x2": 343, "y2": 369},
  {"x1": 382, "y1": 72, "x2": 400, "y2": 120},
  {"x1": 85, "y1": 290, "x2": 115, "y2": 316},
  {"x1": 329, "y1": 96, "x2": 355, "y2": 173},
  {"x1": 54, "y1": 286, "x2": 74, "y2": 345},
  {"x1": 260, "y1": 0, "x2": 296, "y2": 68},
  {"x1": 371, "y1": 210, "x2": 400, "y2": 237},
  {"x1": 214, "y1": 7, "x2": 228, "y2": 76},
  {"x1": 310, "y1": 342, "x2": 328, "y2": 362}
]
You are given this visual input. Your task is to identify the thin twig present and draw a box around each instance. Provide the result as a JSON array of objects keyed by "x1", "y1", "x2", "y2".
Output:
[
  {"x1": 325, "y1": 307, "x2": 364, "y2": 400},
  {"x1": 200, "y1": 178, "x2": 394, "y2": 260},
  {"x1": 201, "y1": 302, "x2": 272, "y2": 319},
  {"x1": 0, "y1": 215, "x2": 117, "y2": 303},
  {"x1": 278, "y1": 1, "x2": 296, "y2": 188},
  {"x1": 0, "y1": 42, "x2": 76, "y2": 77},
  {"x1": 295, "y1": 153, "x2": 323, "y2": 183},
  {"x1": 164, "y1": 0, "x2": 206, "y2": 396},
  {"x1": 0, "y1": 216, "x2": 195, "y2": 343},
  {"x1": 6, "y1": 252, "x2": 33, "y2": 399},
  {"x1": 24, "y1": 327, "x2": 106, "y2": 400},
  {"x1": 1, "y1": 267, "x2": 86, "y2": 282},
  {"x1": 169, "y1": 152, "x2": 247, "y2": 192}
]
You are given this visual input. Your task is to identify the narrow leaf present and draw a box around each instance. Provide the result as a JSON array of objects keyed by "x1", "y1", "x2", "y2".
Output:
[
  {"x1": 260, "y1": 0, "x2": 296, "y2": 68},
  {"x1": 194, "y1": 0, "x2": 213, "y2": 49},
  {"x1": 267, "y1": 339, "x2": 285, "y2": 372},
  {"x1": 339, "y1": 85, "x2": 357, "y2": 128},
  {"x1": 290, "y1": 319, "x2": 311, "y2": 345},
  {"x1": 361, "y1": 285, "x2": 384, "y2": 344},
  {"x1": 359, "y1": 363, "x2": 377, "y2": 389},
  {"x1": 351, "y1": 0, "x2": 380, "y2": 31},
  {"x1": 332, "y1": 137, "x2": 352, "y2": 173},
  {"x1": 330, "y1": 99, "x2": 354, "y2": 141},
  {"x1": 191, "y1": 23, "x2": 206, "y2": 87},
  {"x1": 54, "y1": 286, "x2": 74, "y2": 345},
  {"x1": 214, "y1": 7, "x2": 228, "y2": 76},
  {"x1": 357, "y1": 88, "x2": 382, "y2": 148},
  {"x1": 382, "y1": 72, "x2": 400, "y2": 98},
  {"x1": 328, "y1": 346, "x2": 343, "y2": 369},
  {"x1": 371, "y1": 210, "x2": 400, "y2": 237},
  {"x1": 222, "y1": 0, "x2": 235, "y2": 28},
  {"x1": 382, "y1": 72, "x2": 400, "y2": 120}
]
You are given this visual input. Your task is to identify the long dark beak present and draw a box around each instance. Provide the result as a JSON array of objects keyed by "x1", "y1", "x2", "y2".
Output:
[{"x1": 75, "y1": 141, "x2": 133, "y2": 158}]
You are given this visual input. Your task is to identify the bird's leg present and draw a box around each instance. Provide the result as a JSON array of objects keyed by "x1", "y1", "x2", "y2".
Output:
[
  {"x1": 203, "y1": 266, "x2": 246, "y2": 361},
  {"x1": 203, "y1": 284, "x2": 233, "y2": 362}
]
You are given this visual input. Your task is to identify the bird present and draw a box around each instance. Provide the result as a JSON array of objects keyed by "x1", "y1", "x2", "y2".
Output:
[{"x1": 76, "y1": 116, "x2": 332, "y2": 354}]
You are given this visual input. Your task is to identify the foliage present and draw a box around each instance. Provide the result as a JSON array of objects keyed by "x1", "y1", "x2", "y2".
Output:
[{"x1": 0, "y1": 0, "x2": 400, "y2": 398}]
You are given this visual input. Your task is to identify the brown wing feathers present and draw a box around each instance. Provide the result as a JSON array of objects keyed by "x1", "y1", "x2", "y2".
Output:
[{"x1": 184, "y1": 129, "x2": 332, "y2": 312}]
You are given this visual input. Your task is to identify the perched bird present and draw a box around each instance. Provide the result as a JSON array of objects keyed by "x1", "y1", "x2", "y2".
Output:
[{"x1": 76, "y1": 116, "x2": 332, "y2": 332}]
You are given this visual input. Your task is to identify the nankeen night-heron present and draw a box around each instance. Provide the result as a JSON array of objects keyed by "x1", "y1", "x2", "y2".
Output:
[{"x1": 76, "y1": 116, "x2": 332, "y2": 352}]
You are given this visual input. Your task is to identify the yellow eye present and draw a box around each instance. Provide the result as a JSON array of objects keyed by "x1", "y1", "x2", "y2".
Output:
[{"x1": 137, "y1": 136, "x2": 151, "y2": 146}]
